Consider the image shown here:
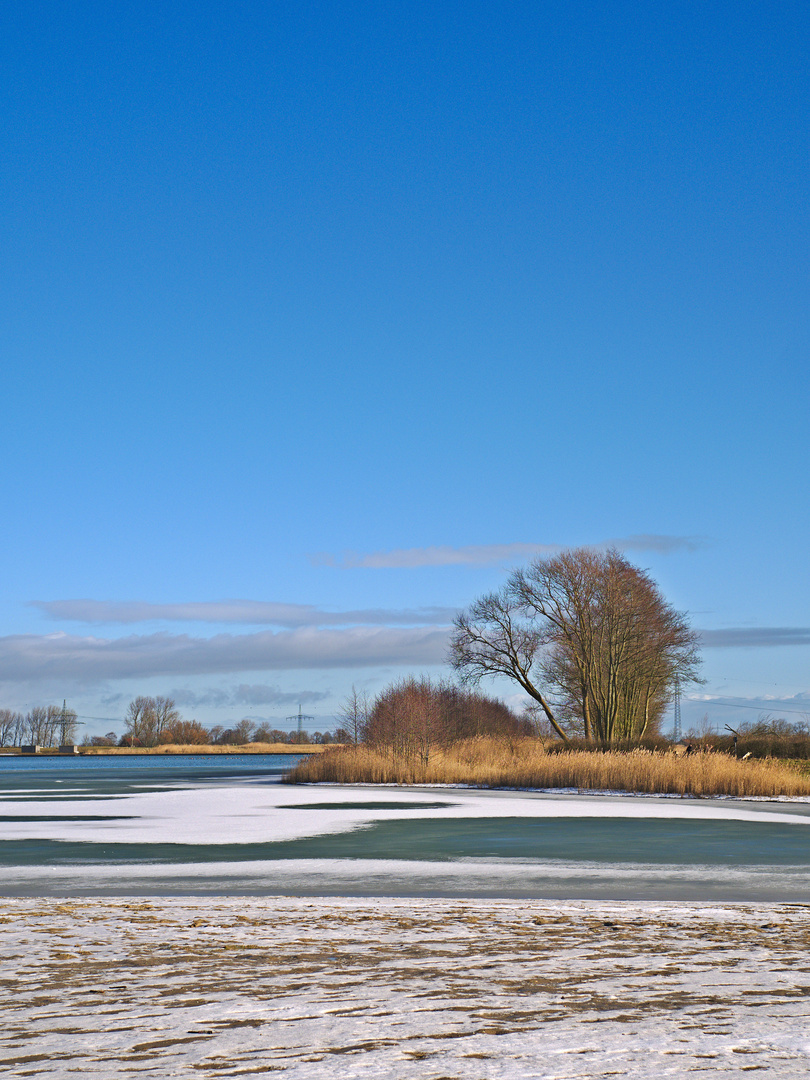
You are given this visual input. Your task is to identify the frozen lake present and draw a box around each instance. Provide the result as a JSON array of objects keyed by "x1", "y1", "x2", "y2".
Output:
[{"x1": 2, "y1": 755, "x2": 809, "y2": 899}]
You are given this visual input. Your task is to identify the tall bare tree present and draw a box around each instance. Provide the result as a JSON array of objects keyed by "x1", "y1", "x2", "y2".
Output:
[
  {"x1": 0, "y1": 709, "x2": 23, "y2": 747},
  {"x1": 449, "y1": 592, "x2": 570, "y2": 741},
  {"x1": 450, "y1": 547, "x2": 701, "y2": 744},
  {"x1": 336, "y1": 685, "x2": 371, "y2": 745}
]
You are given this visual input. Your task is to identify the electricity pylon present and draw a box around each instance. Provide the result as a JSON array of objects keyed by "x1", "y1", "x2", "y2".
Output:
[
  {"x1": 285, "y1": 703, "x2": 314, "y2": 739},
  {"x1": 672, "y1": 678, "x2": 682, "y2": 742}
]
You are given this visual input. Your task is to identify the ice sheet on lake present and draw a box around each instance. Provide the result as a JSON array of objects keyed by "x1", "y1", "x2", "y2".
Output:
[{"x1": 3, "y1": 781, "x2": 810, "y2": 846}]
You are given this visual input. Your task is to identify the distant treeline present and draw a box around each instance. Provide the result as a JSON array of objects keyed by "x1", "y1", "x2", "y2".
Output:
[
  {"x1": 0, "y1": 699, "x2": 337, "y2": 749},
  {"x1": 0, "y1": 682, "x2": 529, "y2": 752},
  {"x1": 104, "y1": 698, "x2": 340, "y2": 747},
  {"x1": 683, "y1": 716, "x2": 810, "y2": 760},
  {"x1": 4, "y1": 691, "x2": 809, "y2": 760}
]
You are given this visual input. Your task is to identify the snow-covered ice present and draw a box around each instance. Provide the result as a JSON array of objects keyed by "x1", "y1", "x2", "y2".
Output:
[{"x1": 3, "y1": 779, "x2": 810, "y2": 846}]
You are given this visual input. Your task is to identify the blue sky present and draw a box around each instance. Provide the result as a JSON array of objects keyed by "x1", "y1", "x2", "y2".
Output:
[{"x1": 1, "y1": 0, "x2": 808, "y2": 737}]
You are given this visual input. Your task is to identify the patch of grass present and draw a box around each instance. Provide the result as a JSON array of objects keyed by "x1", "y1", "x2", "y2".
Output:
[{"x1": 283, "y1": 737, "x2": 810, "y2": 797}]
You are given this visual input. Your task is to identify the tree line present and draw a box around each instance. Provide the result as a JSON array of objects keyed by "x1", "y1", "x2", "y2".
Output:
[
  {"x1": 0, "y1": 698, "x2": 338, "y2": 748},
  {"x1": 0, "y1": 705, "x2": 78, "y2": 747},
  {"x1": 109, "y1": 696, "x2": 338, "y2": 747},
  {"x1": 99, "y1": 684, "x2": 530, "y2": 754}
]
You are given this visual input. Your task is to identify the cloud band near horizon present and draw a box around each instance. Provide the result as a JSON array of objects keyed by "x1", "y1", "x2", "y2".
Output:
[
  {"x1": 0, "y1": 626, "x2": 451, "y2": 682},
  {"x1": 314, "y1": 534, "x2": 707, "y2": 568},
  {"x1": 1, "y1": 623, "x2": 809, "y2": 688}
]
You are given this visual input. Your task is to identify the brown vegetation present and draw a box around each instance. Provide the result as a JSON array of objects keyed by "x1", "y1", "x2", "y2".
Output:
[
  {"x1": 284, "y1": 736, "x2": 810, "y2": 797},
  {"x1": 364, "y1": 677, "x2": 531, "y2": 764}
]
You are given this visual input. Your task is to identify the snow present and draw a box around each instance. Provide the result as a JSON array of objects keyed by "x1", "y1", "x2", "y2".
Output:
[{"x1": 1, "y1": 895, "x2": 809, "y2": 1079}]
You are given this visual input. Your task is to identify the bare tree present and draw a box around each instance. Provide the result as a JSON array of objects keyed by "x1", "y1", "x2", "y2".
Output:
[
  {"x1": 123, "y1": 696, "x2": 180, "y2": 747},
  {"x1": 450, "y1": 547, "x2": 701, "y2": 744},
  {"x1": 21, "y1": 705, "x2": 64, "y2": 747},
  {"x1": 366, "y1": 676, "x2": 445, "y2": 764},
  {"x1": 233, "y1": 718, "x2": 255, "y2": 744},
  {"x1": 0, "y1": 709, "x2": 23, "y2": 747},
  {"x1": 336, "y1": 685, "x2": 370, "y2": 745},
  {"x1": 449, "y1": 592, "x2": 570, "y2": 742},
  {"x1": 123, "y1": 697, "x2": 154, "y2": 746},
  {"x1": 152, "y1": 696, "x2": 180, "y2": 741}
]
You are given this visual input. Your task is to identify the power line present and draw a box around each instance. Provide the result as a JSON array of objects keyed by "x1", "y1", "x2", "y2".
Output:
[{"x1": 694, "y1": 700, "x2": 809, "y2": 716}]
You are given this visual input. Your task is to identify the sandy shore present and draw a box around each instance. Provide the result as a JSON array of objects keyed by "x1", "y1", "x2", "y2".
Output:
[{"x1": 2, "y1": 895, "x2": 809, "y2": 1078}]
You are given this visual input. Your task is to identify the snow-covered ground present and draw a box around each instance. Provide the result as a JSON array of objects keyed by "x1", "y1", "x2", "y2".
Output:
[{"x1": 1, "y1": 895, "x2": 809, "y2": 1079}]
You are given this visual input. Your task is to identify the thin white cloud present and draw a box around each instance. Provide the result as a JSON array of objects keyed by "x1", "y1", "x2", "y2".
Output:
[
  {"x1": 605, "y1": 534, "x2": 708, "y2": 555},
  {"x1": 0, "y1": 626, "x2": 450, "y2": 682},
  {"x1": 317, "y1": 543, "x2": 559, "y2": 569},
  {"x1": 31, "y1": 599, "x2": 457, "y2": 627},
  {"x1": 700, "y1": 628, "x2": 810, "y2": 647},
  {"x1": 316, "y1": 535, "x2": 707, "y2": 569}
]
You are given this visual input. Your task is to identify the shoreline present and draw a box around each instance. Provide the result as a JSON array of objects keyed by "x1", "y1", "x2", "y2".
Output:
[{"x1": 2, "y1": 742, "x2": 326, "y2": 756}]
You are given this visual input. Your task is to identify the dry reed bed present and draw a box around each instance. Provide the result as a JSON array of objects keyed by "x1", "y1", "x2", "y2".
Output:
[{"x1": 284, "y1": 738, "x2": 810, "y2": 797}]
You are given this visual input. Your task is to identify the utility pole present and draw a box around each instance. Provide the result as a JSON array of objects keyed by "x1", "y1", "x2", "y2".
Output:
[
  {"x1": 672, "y1": 677, "x2": 682, "y2": 743},
  {"x1": 59, "y1": 700, "x2": 72, "y2": 745}
]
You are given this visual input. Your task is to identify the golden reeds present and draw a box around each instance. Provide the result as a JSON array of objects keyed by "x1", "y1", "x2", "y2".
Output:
[{"x1": 283, "y1": 737, "x2": 810, "y2": 798}]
